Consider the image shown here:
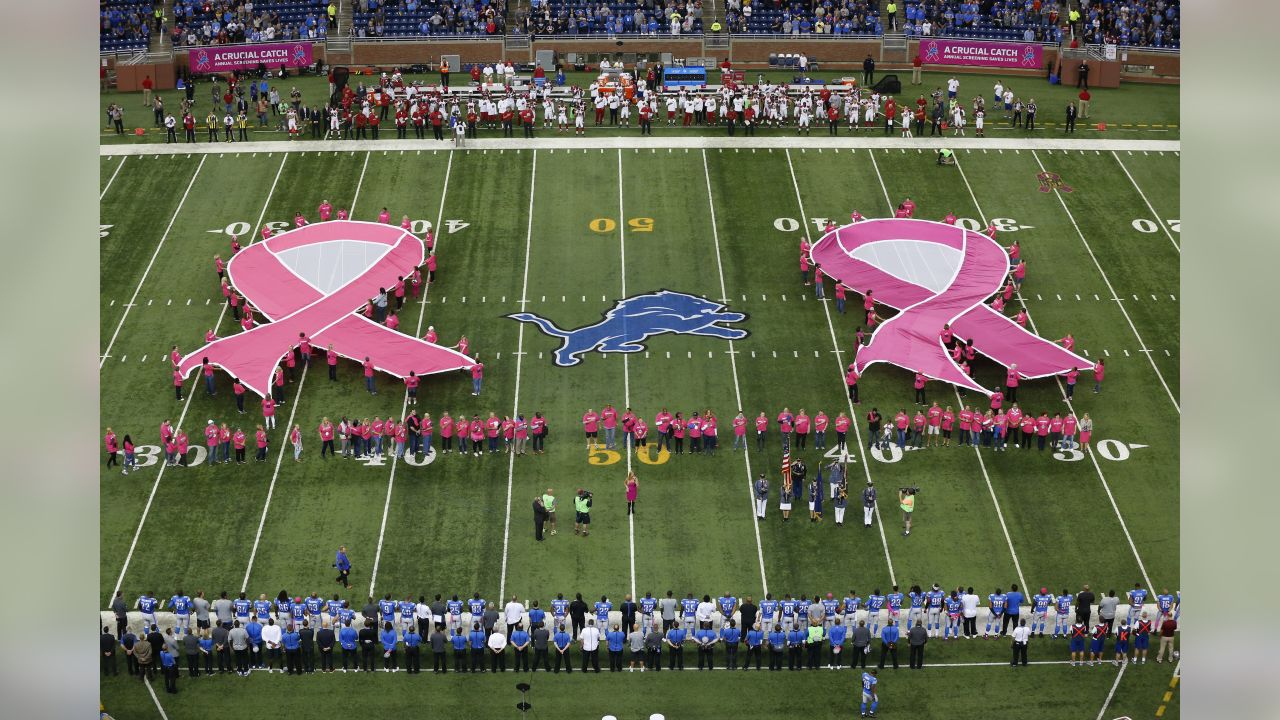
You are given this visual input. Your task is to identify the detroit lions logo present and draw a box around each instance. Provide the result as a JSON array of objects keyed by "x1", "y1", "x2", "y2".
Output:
[{"x1": 508, "y1": 290, "x2": 749, "y2": 367}]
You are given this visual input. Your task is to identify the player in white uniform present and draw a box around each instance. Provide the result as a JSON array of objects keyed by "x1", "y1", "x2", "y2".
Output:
[
  {"x1": 975, "y1": 109, "x2": 984, "y2": 137},
  {"x1": 573, "y1": 102, "x2": 585, "y2": 134},
  {"x1": 556, "y1": 102, "x2": 568, "y2": 132},
  {"x1": 951, "y1": 105, "x2": 965, "y2": 136},
  {"x1": 900, "y1": 108, "x2": 912, "y2": 137},
  {"x1": 618, "y1": 97, "x2": 631, "y2": 127}
]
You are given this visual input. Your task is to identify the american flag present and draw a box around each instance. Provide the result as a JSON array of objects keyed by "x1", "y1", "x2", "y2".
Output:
[{"x1": 781, "y1": 447, "x2": 791, "y2": 488}]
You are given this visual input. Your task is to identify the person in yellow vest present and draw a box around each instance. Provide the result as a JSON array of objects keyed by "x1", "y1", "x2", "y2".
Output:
[
  {"x1": 710, "y1": 21, "x2": 722, "y2": 33},
  {"x1": 1068, "y1": 7, "x2": 1081, "y2": 36},
  {"x1": 154, "y1": 7, "x2": 164, "y2": 33},
  {"x1": 440, "y1": 60, "x2": 451, "y2": 89},
  {"x1": 886, "y1": 2, "x2": 898, "y2": 31},
  {"x1": 898, "y1": 488, "x2": 916, "y2": 536},
  {"x1": 327, "y1": 2, "x2": 338, "y2": 30}
]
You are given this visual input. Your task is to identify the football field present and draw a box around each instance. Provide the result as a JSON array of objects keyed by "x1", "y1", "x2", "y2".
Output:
[{"x1": 99, "y1": 136, "x2": 1180, "y2": 719}]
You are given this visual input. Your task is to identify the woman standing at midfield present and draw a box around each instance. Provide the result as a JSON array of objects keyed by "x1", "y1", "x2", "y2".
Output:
[
  {"x1": 105, "y1": 427, "x2": 119, "y2": 469},
  {"x1": 291, "y1": 424, "x2": 303, "y2": 462},
  {"x1": 625, "y1": 471, "x2": 638, "y2": 515},
  {"x1": 1078, "y1": 414, "x2": 1094, "y2": 452}
]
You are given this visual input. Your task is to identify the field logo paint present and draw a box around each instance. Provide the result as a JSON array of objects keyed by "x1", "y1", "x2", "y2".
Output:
[
  {"x1": 508, "y1": 290, "x2": 748, "y2": 367},
  {"x1": 177, "y1": 221, "x2": 473, "y2": 396},
  {"x1": 1037, "y1": 171, "x2": 1074, "y2": 193},
  {"x1": 810, "y1": 218, "x2": 1091, "y2": 395}
]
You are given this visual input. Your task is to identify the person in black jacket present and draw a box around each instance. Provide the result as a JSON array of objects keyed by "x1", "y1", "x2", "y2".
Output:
[
  {"x1": 1065, "y1": 101, "x2": 1078, "y2": 133},
  {"x1": 317, "y1": 622, "x2": 336, "y2": 672},
  {"x1": 863, "y1": 55, "x2": 876, "y2": 85},
  {"x1": 569, "y1": 594, "x2": 589, "y2": 638},
  {"x1": 101, "y1": 627, "x2": 118, "y2": 676},
  {"x1": 358, "y1": 619, "x2": 378, "y2": 671},
  {"x1": 299, "y1": 620, "x2": 315, "y2": 673},
  {"x1": 533, "y1": 496, "x2": 548, "y2": 541}
]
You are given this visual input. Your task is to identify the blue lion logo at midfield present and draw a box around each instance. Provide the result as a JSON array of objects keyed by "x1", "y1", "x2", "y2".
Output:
[{"x1": 508, "y1": 290, "x2": 749, "y2": 367}]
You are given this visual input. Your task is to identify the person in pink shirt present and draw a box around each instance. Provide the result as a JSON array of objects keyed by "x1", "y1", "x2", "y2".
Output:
[
  {"x1": 170, "y1": 345, "x2": 182, "y2": 368},
  {"x1": 229, "y1": 291, "x2": 242, "y2": 320},
  {"x1": 163, "y1": 432, "x2": 178, "y2": 467},
  {"x1": 846, "y1": 364, "x2": 860, "y2": 404},
  {"x1": 393, "y1": 419, "x2": 408, "y2": 459},
  {"x1": 484, "y1": 412, "x2": 502, "y2": 454},
  {"x1": 855, "y1": 326, "x2": 866, "y2": 352},
  {"x1": 984, "y1": 222, "x2": 997, "y2": 239},
  {"x1": 1077, "y1": 413, "x2": 1093, "y2": 451},
  {"x1": 901, "y1": 197, "x2": 916, "y2": 216},
  {"x1": 732, "y1": 411, "x2": 748, "y2": 451},
  {"x1": 400, "y1": 214, "x2": 412, "y2": 232},
  {"x1": 925, "y1": 402, "x2": 942, "y2": 448},
  {"x1": 1064, "y1": 366, "x2": 1080, "y2": 399},
  {"x1": 794, "y1": 409, "x2": 811, "y2": 449},
  {"x1": 439, "y1": 412, "x2": 454, "y2": 454},
  {"x1": 914, "y1": 371, "x2": 928, "y2": 405},
  {"x1": 990, "y1": 387, "x2": 1004, "y2": 412},
  {"x1": 452, "y1": 413, "x2": 468, "y2": 454},
  {"x1": 800, "y1": 236, "x2": 811, "y2": 257},
  {"x1": 426, "y1": 252, "x2": 437, "y2": 283},
  {"x1": 254, "y1": 424, "x2": 268, "y2": 462},
  {"x1": 992, "y1": 294, "x2": 1005, "y2": 313},
  {"x1": 1057, "y1": 333, "x2": 1075, "y2": 352},
  {"x1": 834, "y1": 283, "x2": 847, "y2": 314},
  {"x1": 1092, "y1": 359, "x2": 1105, "y2": 393},
  {"x1": 530, "y1": 413, "x2": 547, "y2": 454},
  {"x1": 943, "y1": 212, "x2": 957, "y2": 225},
  {"x1": 424, "y1": 228, "x2": 435, "y2": 252},
  {"x1": 318, "y1": 417, "x2": 335, "y2": 458},
  {"x1": 230, "y1": 235, "x2": 241, "y2": 256},
  {"x1": 172, "y1": 367, "x2": 184, "y2": 401},
  {"x1": 834, "y1": 412, "x2": 851, "y2": 452},
  {"x1": 104, "y1": 428, "x2": 119, "y2": 469},
  {"x1": 214, "y1": 254, "x2": 225, "y2": 280},
  {"x1": 957, "y1": 406, "x2": 974, "y2": 447},
  {"x1": 911, "y1": 410, "x2": 926, "y2": 449},
  {"x1": 378, "y1": 208, "x2": 391, "y2": 224},
  {"x1": 940, "y1": 323, "x2": 954, "y2": 346},
  {"x1": 702, "y1": 411, "x2": 718, "y2": 455},
  {"x1": 776, "y1": 408, "x2": 795, "y2": 449},
  {"x1": 363, "y1": 357, "x2": 377, "y2": 395},
  {"x1": 600, "y1": 404, "x2": 619, "y2": 450},
  {"x1": 686, "y1": 412, "x2": 703, "y2": 454},
  {"x1": 290, "y1": 424, "x2": 303, "y2": 462},
  {"x1": 671, "y1": 412, "x2": 685, "y2": 454},
  {"x1": 512, "y1": 415, "x2": 528, "y2": 456},
  {"x1": 370, "y1": 416, "x2": 386, "y2": 457},
  {"x1": 582, "y1": 409, "x2": 600, "y2": 450},
  {"x1": 1035, "y1": 412, "x2": 1051, "y2": 452},
  {"x1": 800, "y1": 250, "x2": 811, "y2": 286},
  {"x1": 284, "y1": 346, "x2": 298, "y2": 382},
  {"x1": 850, "y1": 209, "x2": 864, "y2": 222},
  {"x1": 456, "y1": 335, "x2": 470, "y2": 357},
  {"x1": 1048, "y1": 413, "x2": 1064, "y2": 450},
  {"x1": 385, "y1": 312, "x2": 399, "y2": 331},
  {"x1": 174, "y1": 429, "x2": 189, "y2": 467},
  {"x1": 411, "y1": 267, "x2": 424, "y2": 298},
  {"x1": 271, "y1": 364, "x2": 286, "y2": 405},
  {"x1": 294, "y1": 211, "x2": 308, "y2": 228},
  {"x1": 241, "y1": 310, "x2": 255, "y2": 333},
  {"x1": 624, "y1": 470, "x2": 639, "y2": 515},
  {"x1": 204, "y1": 420, "x2": 219, "y2": 460},
  {"x1": 993, "y1": 411, "x2": 1007, "y2": 451},
  {"x1": 404, "y1": 371, "x2": 419, "y2": 405},
  {"x1": 895, "y1": 205, "x2": 911, "y2": 219},
  {"x1": 261, "y1": 224, "x2": 273, "y2": 242},
  {"x1": 391, "y1": 276, "x2": 407, "y2": 311},
  {"x1": 1007, "y1": 239, "x2": 1020, "y2": 263},
  {"x1": 867, "y1": 308, "x2": 884, "y2": 330},
  {"x1": 1014, "y1": 308, "x2": 1028, "y2": 328},
  {"x1": 754, "y1": 411, "x2": 769, "y2": 452},
  {"x1": 261, "y1": 395, "x2": 276, "y2": 430},
  {"x1": 318, "y1": 200, "x2": 333, "y2": 221},
  {"x1": 232, "y1": 427, "x2": 246, "y2": 464},
  {"x1": 655, "y1": 408, "x2": 673, "y2": 452},
  {"x1": 220, "y1": 276, "x2": 232, "y2": 303},
  {"x1": 940, "y1": 406, "x2": 955, "y2": 447},
  {"x1": 813, "y1": 410, "x2": 829, "y2": 450},
  {"x1": 501, "y1": 416, "x2": 515, "y2": 453},
  {"x1": 863, "y1": 290, "x2": 876, "y2": 313},
  {"x1": 979, "y1": 410, "x2": 995, "y2": 448},
  {"x1": 423, "y1": 326, "x2": 438, "y2": 344},
  {"x1": 1061, "y1": 413, "x2": 1078, "y2": 451},
  {"x1": 894, "y1": 409, "x2": 910, "y2": 449},
  {"x1": 1006, "y1": 405, "x2": 1023, "y2": 448},
  {"x1": 470, "y1": 359, "x2": 484, "y2": 396},
  {"x1": 1019, "y1": 412, "x2": 1035, "y2": 450},
  {"x1": 1005, "y1": 364, "x2": 1021, "y2": 403},
  {"x1": 634, "y1": 418, "x2": 648, "y2": 450},
  {"x1": 1012, "y1": 260, "x2": 1026, "y2": 288},
  {"x1": 468, "y1": 416, "x2": 485, "y2": 457},
  {"x1": 336, "y1": 207, "x2": 349, "y2": 221},
  {"x1": 1003, "y1": 281, "x2": 1015, "y2": 302}
]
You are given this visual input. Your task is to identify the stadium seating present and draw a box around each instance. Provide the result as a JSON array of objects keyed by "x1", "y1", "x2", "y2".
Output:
[
  {"x1": 897, "y1": 1, "x2": 1179, "y2": 49},
  {"x1": 100, "y1": 1, "x2": 154, "y2": 52},
  {"x1": 351, "y1": 0, "x2": 506, "y2": 37},
  {"x1": 171, "y1": 0, "x2": 330, "y2": 47}
]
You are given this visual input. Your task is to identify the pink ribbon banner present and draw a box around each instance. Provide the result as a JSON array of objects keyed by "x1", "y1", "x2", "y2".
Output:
[
  {"x1": 919, "y1": 39, "x2": 1042, "y2": 69},
  {"x1": 188, "y1": 42, "x2": 314, "y2": 73},
  {"x1": 179, "y1": 221, "x2": 474, "y2": 397},
  {"x1": 810, "y1": 218, "x2": 1089, "y2": 395}
]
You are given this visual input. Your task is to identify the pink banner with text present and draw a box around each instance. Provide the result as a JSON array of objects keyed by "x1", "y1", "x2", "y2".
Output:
[
  {"x1": 919, "y1": 39, "x2": 1043, "y2": 69},
  {"x1": 188, "y1": 42, "x2": 314, "y2": 73}
]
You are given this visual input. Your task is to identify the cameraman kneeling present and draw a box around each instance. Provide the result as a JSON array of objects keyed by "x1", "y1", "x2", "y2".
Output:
[
  {"x1": 574, "y1": 489, "x2": 593, "y2": 537},
  {"x1": 898, "y1": 488, "x2": 917, "y2": 537}
]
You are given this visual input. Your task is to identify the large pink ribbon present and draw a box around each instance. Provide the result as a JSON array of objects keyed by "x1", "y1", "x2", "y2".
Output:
[
  {"x1": 178, "y1": 221, "x2": 473, "y2": 397},
  {"x1": 811, "y1": 218, "x2": 1090, "y2": 395}
]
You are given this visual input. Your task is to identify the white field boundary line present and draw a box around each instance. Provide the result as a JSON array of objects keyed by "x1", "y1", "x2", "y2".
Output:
[
  {"x1": 100, "y1": 155, "x2": 206, "y2": 368},
  {"x1": 785, "y1": 149, "x2": 896, "y2": 587},
  {"x1": 702, "y1": 149, "x2": 769, "y2": 597},
  {"x1": 953, "y1": 156, "x2": 1155, "y2": 594},
  {"x1": 1031, "y1": 150, "x2": 1180, "y2": 414},
  {"x1": 1111, "y1": 150, "x2": 1181, "y2": 254},
  {"x1": 618, "y1": 149, "x2": 636, "y2": 602},
  {"x1": 243, "y1": 152, "x2": 371, "y2": 592},
  {"x1": 101, "y1": 137, "x2": 1181, "y2": 157},
  {"x1": 865, "y1": 150, "x2": 1028, "y2": 594},
  {"x1": 108, "y1": 154, "x2": 289, "y2": 605},
  {"x1": 1095, "y1": 656, "x2": 1129, "y2": 720},
  {"x1": 143, "y1": 676, "x2": 171, "y2": 720},
  {"x1": 101, "y1": 155, "x2": 127, "y2": 200},
  {"x1": 498, "y1": 150, "x2": 538, "y2": 602},
  {"x1": 368, "y1": 151, "x2": 456, "y2": 596}
]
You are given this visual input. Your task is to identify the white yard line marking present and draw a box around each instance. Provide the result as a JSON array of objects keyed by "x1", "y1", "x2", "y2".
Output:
[
  {"x1": 1095, "y1": 657, "x2": 1129, "y2": 720},
  {"x1": 955, "y1": 157, "x2": 1155, "y2": 593},
  {"x1": 144, "y1": 677, "x2": 171, "y2": 720},
  {"x1": 349, "y1": 151, "x2": 371, "y2": 219},
  {"x1": 498, "y1": 150, "x2": 538, "y2": 602},
  {"x1": 100, "y1": 155, "x2": 206, "y2": 369},
  {"x1": 101, "y1": 155, "x2": 127, "y2": 200},
  {"x1": 868, "y1": 150, "x2": 1025, "y2": 592},
  {"x1": 1031, "y1": 151, "x2": 1180, "y2": 413},
  {"x1": 368, "y1": 151, "x2": 456, "y2": 596},
  {"x1": 1111, "y1": 151, "x2": 1180, "y2": 254},
  {"x1": 790, "y1": 149, "x2": 895, "y2": 586},
  {"x1": 703, "y1": 149, "x2": 768, "y2": 595},
  {"x1": 109, "y1": 154, "x2": 288, "y2": 605},
  {"x1": 618, "y1": 149, "x2": 637, "y2": 601}
]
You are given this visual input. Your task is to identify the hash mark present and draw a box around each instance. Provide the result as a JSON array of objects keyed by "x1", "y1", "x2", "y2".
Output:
[
  {"x1": 1165, "y1": 349, "x2": 1171, "y2": 357},
  {"x1": 782, "y1": 295, "x2": 787, "y2": 302},
  {"x1": 1104, "y1": 349, "x2": 1111, "y2": 357},
  {"x1": 140, "y1": 354, "x2": 147, "y2": 363},
  {"x1": 1124, "y1": 350, "x2": 1131, "y2": 357},
  {"x1": 1056, "y1": 294, "x2": 1061, "y2": 301},
  {"x1": 772, "y1": 351, "x2": 777, "y2": 358},
  {"x1": 666, "y1": 352, "x2": 670, "y2": 359}
]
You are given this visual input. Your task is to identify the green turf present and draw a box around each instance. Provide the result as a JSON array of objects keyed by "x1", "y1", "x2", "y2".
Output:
[{"x1": 100, "y1": 143, "x2": 1180, "y2": 718}]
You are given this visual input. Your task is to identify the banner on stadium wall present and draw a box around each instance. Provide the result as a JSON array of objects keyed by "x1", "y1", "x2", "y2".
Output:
[
  {"x1": 188, "y1": 42, "x2": 314, "y2": 73},
  {"x1": 919, "y1": 39, "x2": 1042, "y2": 69}
]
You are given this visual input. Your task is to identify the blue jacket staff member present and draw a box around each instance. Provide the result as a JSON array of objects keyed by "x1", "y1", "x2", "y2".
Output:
[{"x1": 333, "y1": 546, "x2": 352, "y2": 588}]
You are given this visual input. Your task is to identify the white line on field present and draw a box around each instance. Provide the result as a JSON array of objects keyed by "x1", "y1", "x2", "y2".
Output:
[
  {"x1": 790, "y1": 149, "x2": 896, "y2": 587},
  {"x1": 954, "y1": 157, "x2": 1155, "y2": 594},
  {"x1": 703, "y1": 149, "x2": 768, "y2": 596},
  {"x1": 144, "y1": 677, "x2": 171, "y2": 720},
  {"x1": 1095, "y1": 657, "x2": 1128, "y2": 720},
  {"x1": 109, "y1": 154, "x2": 288, "y2": 605},
  {"x1": 618, "y1": 149, "x2": 637, "y2": 601},
  {"x1": 868, "y1": 150, "x2": 1024, "y2": 591},
  {"x1": 498, "y1": 150, "x2": 537, "y2": 602},
  {"x1": 349, "y1": 151, "x2": 371, "y2": 219},
  {"x1": 101, "y1": 155, "x2": 127, "y2": 200},
  {"x1": 369, "y1": 151, "x2": 456, "y2": 597},
  {"x1": 1111, "y1": 151, "x2": 1180, "y2": 254},
  {"x1": 1031, "y1": 151, "x2": 1179, "y2": 414},
  {"x1": 100, "y1": 155, "x2": 206, "y2": 369}
]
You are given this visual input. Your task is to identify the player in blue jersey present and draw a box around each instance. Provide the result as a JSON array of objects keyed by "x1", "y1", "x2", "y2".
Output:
[
  {"x1": 1154, "y1": 588, "x2": 1176, "y2": 628},
  {"x1": 447, "y1": 595, "x2": 464, "y2": 630},
  {"x1": 290, "y1": 597, "x2": 306, "y2": 628},
  {"x1": 860, "y1": 668, "x2": 879, "y2": 717},
  {"x1": 1031, "y1": 587, "x2": 1053, "y2": 637},
  {"x1": 681, "y1": 594, "x2": 699, "y2": 629},
  {"x1": 866, "y1": 590, "x2": 886, "y2": 635},
  {"x1": 234, "y1": 592, "x2": 252, "y2": 622},
  {"x1": 796, "y1": 596, "x2": 812, "y2": 628},
  {"x1": 760, "y1": 594, "x2": 778, "y2": 629},
  {"x1": 943, "y1": 591, "x2": 962, "y2": 640},
  {"x1": 1054, "y1": 588, "x2": 1073, "y2": 638},
  {"x1": 550, "y1": 594, "x2": 569, "y2": 629},
  {"x1": 399, "y1": 596, "x2": 417, "y2": 633},
  {"x1": 167, "y1": 590, "x2": 192, "y2": 635},
  {"x1": 326, "y1": 594, "x2": 343, "y2": 623},
  {"x1": 1126, "y1": 583, "x2": 1148, "y2": 627},
  {"x1": 984, "y1": 588, "x2": 1007, "y2": 638},
  {"x1": 779, "y1": 593, "x2": 798, "y2": 630},
  {"x1": 306, "y1": 593, "x2": 325, "y2": 627},
  {"x1": 639, "y1": 592, "x2": 657, "y2": 635},
  {"x1": 886, "y1": 586, "x2": 904, "y2": 628},
  {"x1": 821, "y1": 594, "x2": 840, "y2": 631},
  {"x1": 906, "y1": 585, "x2": 925, "y2": 633},
  {"x1": 137, "y1": 591, "x2": 159, "y2": 629},
  {"x1": 337, "y1": 600, "x2": 355, "y2": 627},
  {"x1": 275, "y1": 595, "x2": 292, "y2": 623},
  {"x1": 468, "y1": 593, "x2": 486, "y2": 622},
  {"x1": 595, "y1": 595, "x2": 613, "y2": 626},
  {"x1": 843, "y1": 591, "x2": 862, "y2": 629},
  {"x1": 719, "y1": 593, "x2": 739, "y2": 625},
  {"x1": 254, "y1": 594, "x2": 272, "y2": 622},
  {"x1": 378, "y1": 595, "x2": 397, "y2": 625}
]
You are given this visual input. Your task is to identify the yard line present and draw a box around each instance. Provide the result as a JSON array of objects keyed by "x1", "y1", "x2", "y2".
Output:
[
  {"x1": 1111, "y1": 151, "x2": 1180, "y2": 254},
  {"x1": 867, "y1": 151, "x2": 1026, "y2": 593},
  {"x1": 349, "y1": 151, "x2": 371, "y2": 218},
  {"x1": 498, "y1": 151, "x2": 538, "y2": 602},
  {"x1": 617, "y1": 149, "x2": 637, "y2": 601},
  {"x1": 108, "y1": 154, "x2": 289, "y2": 605},
  {"x1": 143, "y1": 677, "x2": 171, "y2": 720},
  {"x1": 786, "y1": 149, "x2": 896, "y2": 586},
  {"x1": 954, "y1": 157, "x2": 1155, "y2": 593},
  {"x1": 368, "y1": 151, "x2": 456, "y2": 597},
  {"x1": 1094, "y1": 658, "x2": 1128, "y2": 720},
  {"x1": 703, "y1": 149, "x2": 768, "y2": 596},
  {"x1": 100, "y1": 155, "x2": 206, "y2": 369},
  {"x1": 1031, "y1": 150, "x2": 1179, "y2": 413},
  {"x1": 101, "y1": 155, "x2": 127, "y2": 200}
]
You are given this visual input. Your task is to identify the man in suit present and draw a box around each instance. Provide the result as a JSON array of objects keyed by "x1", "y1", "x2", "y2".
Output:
[
  {"x1": 101, "y1": 627, "x2": 119, "y2": 676},
  {"x1": 533, "y1": 496, "x2": 548, "y2": 541},
  {"x1": 1065, "y1": 101, "x2": 1078, "y2": 133},
  {"x1": 1077, "y1": 61, "x2": 1090, "y2": 89},
  {"x1": 317, "y1": 622, "x2": 336, "y2": 672},
  {"x1": 863, "y1": 54, "x2": 876, "y2": 85},
  {"x1": 620, "y1": 594, "x2": 637, "y2": 634}
]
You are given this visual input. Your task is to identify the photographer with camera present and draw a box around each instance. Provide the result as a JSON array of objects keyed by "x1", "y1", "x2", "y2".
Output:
[
  {"x1": 574, "y1": 488, "x2": 593, "y2": 537},
  {"x1": 899, "y1": 488, "x2": 917, "y2": 537}
]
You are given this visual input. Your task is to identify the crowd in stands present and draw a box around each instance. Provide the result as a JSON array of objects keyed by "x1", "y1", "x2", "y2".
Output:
[
  {"x1": 352, "y1": 0, "x2": 506, "y2": 37},
  {"x1": 724, "y1": 0, "x2": 883, "y2": 35},
  {"x1": 893, "y1": 1, "x2": 1177, "y2": 47},
  {"x1": 520, "y1": 0, "x2": 704, "y2": 36},
  {"x1": 101, "y1": 1, "x2": 155, "y2": 52},
  {"x1": 170, "y1": 0, "x2": 330, "y2": 47}
]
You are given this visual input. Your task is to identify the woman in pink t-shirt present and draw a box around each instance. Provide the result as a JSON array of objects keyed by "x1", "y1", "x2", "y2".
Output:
[
  {"x1": 439, "y1": 412, "x2": 454, "y2": 454},
  {"x1": 105, "y1": 428, "x2": 119, "y2": 469},
  {"x1": 290, "y1": 424, "x2": 303, "y2": 462},
  {"x1": 1093, "y1": 359, "x2": 1105, "y2": 393},
  {"x1": 624, "y1": 471, "x2": 639, "y2": 515}
]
